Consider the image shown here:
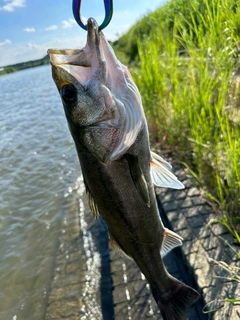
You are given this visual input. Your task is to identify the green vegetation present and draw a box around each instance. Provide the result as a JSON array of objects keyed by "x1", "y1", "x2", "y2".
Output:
[
  {"x1": 114, "y1": 0, "x2": 240, "y2": 240},
  {"x1": 0, "y1": 55, "x2": 49, "y2": 76}
]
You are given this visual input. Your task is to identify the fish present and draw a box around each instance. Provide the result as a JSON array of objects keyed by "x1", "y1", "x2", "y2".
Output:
[{"x1": 48, "y1": 18, "x2": 200, "y2": 320}]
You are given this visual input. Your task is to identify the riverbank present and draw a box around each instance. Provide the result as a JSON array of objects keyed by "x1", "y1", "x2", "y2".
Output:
[
  {"x1": 44, "y1": 158, "x2": 240, "y2": 320},
  {"x1": 0, "y1": 55, "x2": 49, "y2": 76}
]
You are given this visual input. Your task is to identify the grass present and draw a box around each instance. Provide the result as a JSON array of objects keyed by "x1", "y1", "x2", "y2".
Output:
[{"x1": 118, "y1": 0, "x2": 240, "y2": 241}]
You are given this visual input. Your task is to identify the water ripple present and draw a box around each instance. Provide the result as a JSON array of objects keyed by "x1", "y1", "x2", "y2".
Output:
[{"x1": 0, "y1": 66, "x2": 78, "y2": 320}]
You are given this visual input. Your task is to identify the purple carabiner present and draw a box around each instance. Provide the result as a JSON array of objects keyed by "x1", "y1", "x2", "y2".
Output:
[{"x1": 72, "y1": 0, "x2": 113, "y2": 31}]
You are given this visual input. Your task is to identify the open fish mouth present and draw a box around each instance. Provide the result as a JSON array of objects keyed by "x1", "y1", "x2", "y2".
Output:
[
  {"x1": 48, "y1": 18, "x2": 99, "y2": 67},
  {"x1": 48, "y1": 18, "x2": 104, "y2": 89}
]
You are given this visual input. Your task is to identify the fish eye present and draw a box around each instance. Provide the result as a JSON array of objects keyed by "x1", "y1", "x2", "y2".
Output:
[{"x1": 60, "y1": 85, "x2": 77, "y2": 104}]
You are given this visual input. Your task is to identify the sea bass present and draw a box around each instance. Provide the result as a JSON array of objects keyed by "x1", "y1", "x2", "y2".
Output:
[{"x1": 48, "y1": 18, "x2": 200, "y2": 320}]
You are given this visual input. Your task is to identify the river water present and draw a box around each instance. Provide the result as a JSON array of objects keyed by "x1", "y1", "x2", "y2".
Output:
[{"x1": 0, "y1": 65, "x2": 92, "y2": 320}]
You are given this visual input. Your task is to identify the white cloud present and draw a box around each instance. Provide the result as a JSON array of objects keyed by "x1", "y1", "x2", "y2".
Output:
[
  {"x1": 62, "y1": 18, "x2": 77, "y2": 29},
  {"x1": 45, "y1": 25, "x2": 58, "y2": 31},
  {"x1": 23, "y1": 27, "x2": 35, "y2": 33},
  {"x1": 0, "y1": 0, "x2": 25, "y2": 12},
  {"x1": 0, "y1": 35, "x2": 86, "y2": 66},
  {"x1": 0, "y1": 39, "x2": 11, "y2": 46},
  {"x1": 27, "y1": 43, "x2": 41, "y2": 50}
]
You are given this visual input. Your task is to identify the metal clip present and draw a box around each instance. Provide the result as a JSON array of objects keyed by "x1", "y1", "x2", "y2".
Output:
[{"x1": 72, "y1": 0, "x2": 113, "y2": 31}]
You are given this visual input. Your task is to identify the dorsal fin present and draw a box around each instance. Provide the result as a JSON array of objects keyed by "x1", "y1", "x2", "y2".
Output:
[
  {"x1": 161, "y1": 228, "x2": 183, "y2": 257},
  {"x1": 150, "y1": 151, "x2": 184, "y2": 189}
]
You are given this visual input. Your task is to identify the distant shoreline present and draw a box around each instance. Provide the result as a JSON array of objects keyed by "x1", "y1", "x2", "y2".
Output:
[{"x1": 0, "y1": 55, "x2": 50, "y2": 76}]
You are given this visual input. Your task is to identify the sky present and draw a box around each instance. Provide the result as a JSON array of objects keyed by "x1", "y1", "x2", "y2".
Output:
[{"x1": 0, "y1": 0, "x2": 165, "y2": 67}]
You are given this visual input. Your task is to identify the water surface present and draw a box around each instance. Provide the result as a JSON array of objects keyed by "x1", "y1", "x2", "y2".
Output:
[{"x1": 0, "y1": 66, "x2": 80, "y2": 320}]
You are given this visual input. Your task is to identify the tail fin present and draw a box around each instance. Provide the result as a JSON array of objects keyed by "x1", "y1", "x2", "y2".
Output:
[{"x1": 154, "y1": 276, "x2": 200, "y2": 320}]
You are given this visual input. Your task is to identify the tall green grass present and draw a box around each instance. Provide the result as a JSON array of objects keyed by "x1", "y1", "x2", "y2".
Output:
[{"x1": 130, "y1": 0, "x2": 240, "y2": 239}]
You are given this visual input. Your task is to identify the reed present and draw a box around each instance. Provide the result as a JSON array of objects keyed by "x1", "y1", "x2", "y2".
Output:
[{"x1": 132, "y1": 0, "x2": 240, "y2": 240}]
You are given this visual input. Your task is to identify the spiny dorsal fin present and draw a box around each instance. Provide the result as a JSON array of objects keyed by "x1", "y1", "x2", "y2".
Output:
[
  {"x1": 150, "y1": 151, "x2": 185, "y2": 190},
  {"x1": 84, "y1": 182, "x2": 100, "y2": 217},
  {"x1": 160, "y1": 228, "x2": 183, "y2": 257}
]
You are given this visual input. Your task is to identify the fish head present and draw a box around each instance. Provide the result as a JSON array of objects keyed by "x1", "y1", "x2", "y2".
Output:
[
  {"x1": 48, "y1": 18, "x2": 110, "y2": 129},
  {"x1": 48, "y1": 18, "x2": 145, "y2": 162}
]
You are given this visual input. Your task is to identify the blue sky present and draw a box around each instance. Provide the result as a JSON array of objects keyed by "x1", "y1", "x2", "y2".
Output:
[{"x1": 0, "y1": 0, "x2": 165, "y2": 67}]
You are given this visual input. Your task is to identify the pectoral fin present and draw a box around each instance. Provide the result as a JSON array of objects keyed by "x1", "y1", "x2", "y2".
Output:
[
  {"x1": 126, "y1": 154, "x2": 150, "y2": 207},
  {"x1": 150, "y1": 151, "x2": 184, "y2": 189},
  {"x1": 161, "y1": 228, "x2": 183, "y2": 257}
]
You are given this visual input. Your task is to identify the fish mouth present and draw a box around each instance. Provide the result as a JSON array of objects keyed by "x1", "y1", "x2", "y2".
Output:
[
  {"x1": 48, "y1": 18, "x2": 105, "y2": 89},
  {"x1": 48, "y1": 18, "x2": 99, "y2": 67}
]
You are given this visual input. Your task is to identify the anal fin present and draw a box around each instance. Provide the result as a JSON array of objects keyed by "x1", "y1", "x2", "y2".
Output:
[
  {"x1": 109, "y1": 232, "x2": 121, "y2": 250},
  {"x1": 109, "y1": 231, "x2": 132, "y2": 259}
]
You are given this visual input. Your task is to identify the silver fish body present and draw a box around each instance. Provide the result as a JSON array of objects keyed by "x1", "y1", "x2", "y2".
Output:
[{"x1": 48, "y1": 18, "x2": 200, "y2": 320}]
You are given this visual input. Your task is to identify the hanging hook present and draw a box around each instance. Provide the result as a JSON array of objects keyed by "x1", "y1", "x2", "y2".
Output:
[{"x1": 72, "y1": 0, "x2": 113, "y2": 31}]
